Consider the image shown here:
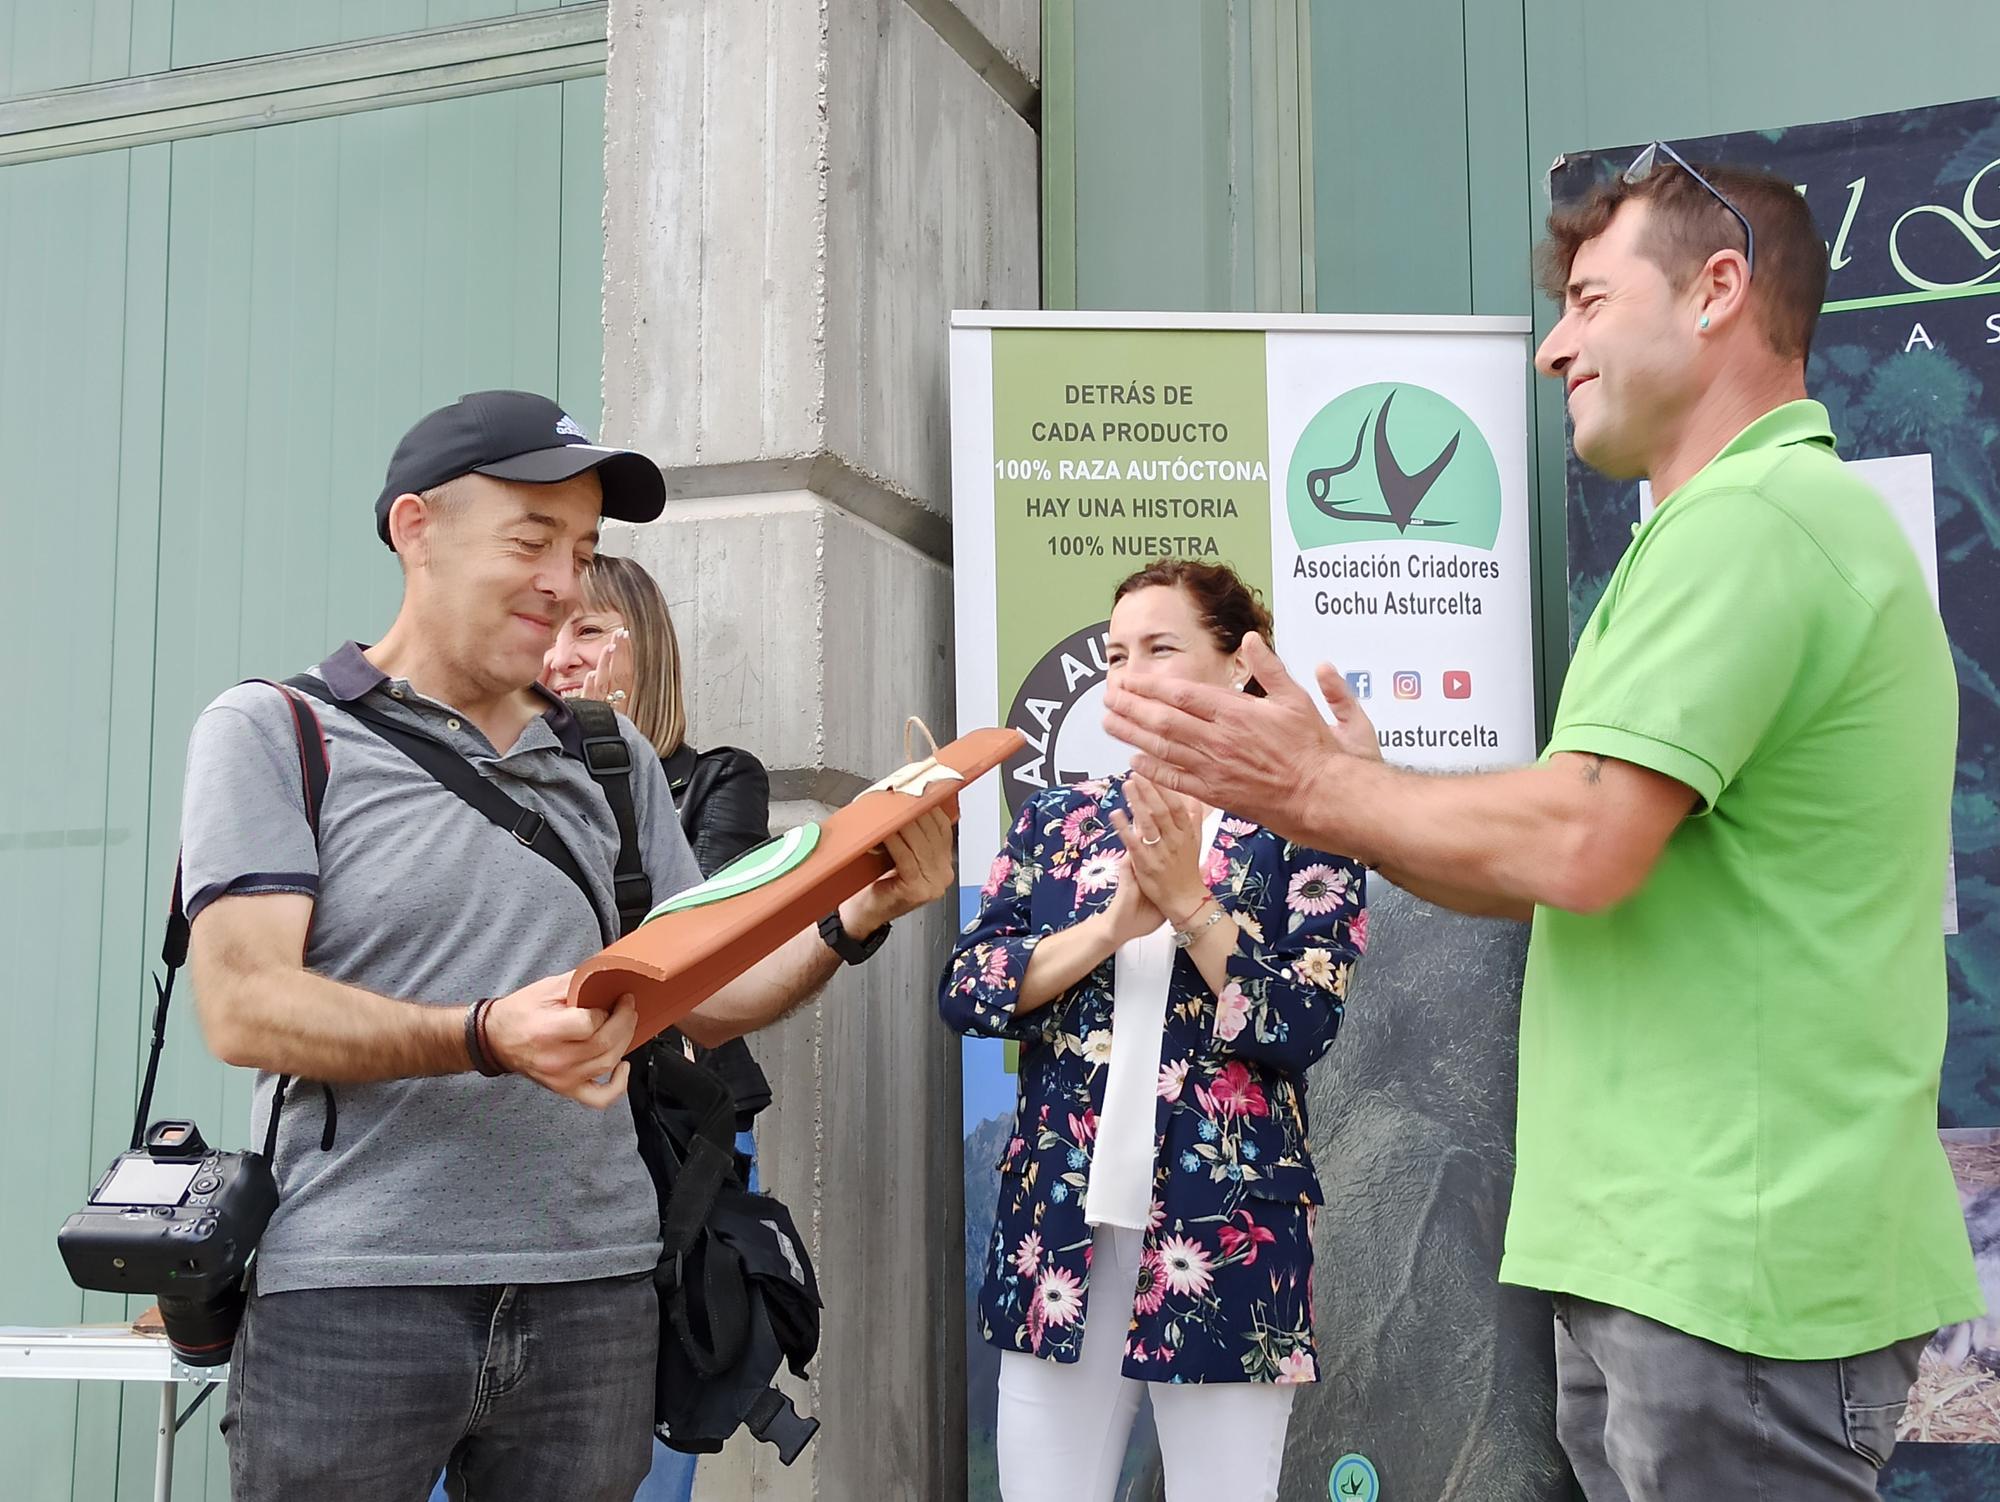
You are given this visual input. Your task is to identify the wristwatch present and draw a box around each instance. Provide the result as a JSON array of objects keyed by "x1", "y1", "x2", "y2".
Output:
[{"x1": 818, "y1": 910, "x2": 890, "y2": 966}]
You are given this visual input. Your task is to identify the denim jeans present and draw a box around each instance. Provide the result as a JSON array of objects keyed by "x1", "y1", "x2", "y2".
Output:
[
  {"x1": 224, "y1": 1271, "x2": 657, "y2": 1502},
  {"x1": 1553, "y1": 1293, "x2": 1927, "y2": 1502}
]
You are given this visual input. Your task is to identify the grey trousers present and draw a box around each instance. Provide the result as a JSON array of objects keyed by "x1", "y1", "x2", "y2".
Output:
[
  {"x1": 221, "y1": 1272, "x2": 658, "y2": 1502},
  {"x1": 1553, "y1": 1293, "x2": 1928, "y2": 1502}
]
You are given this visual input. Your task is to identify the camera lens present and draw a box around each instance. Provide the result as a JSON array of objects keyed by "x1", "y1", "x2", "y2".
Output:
[{"x1": 156, "y1": 1285, "x2": 245, "y2": 1367}]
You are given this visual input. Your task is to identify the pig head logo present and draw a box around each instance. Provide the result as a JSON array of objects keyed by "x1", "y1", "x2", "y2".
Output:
[
  {"x1": 1307, "y1": 388, "x2": 1463, "y2": 532},
  {"x1": 1287, "y1": 382, "x2": 1502, "y2": 551}
]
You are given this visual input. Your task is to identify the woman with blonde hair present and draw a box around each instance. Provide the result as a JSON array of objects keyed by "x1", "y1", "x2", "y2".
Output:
[{"x1": 544, "y1": 554, "x2": 771, "y2": 876}]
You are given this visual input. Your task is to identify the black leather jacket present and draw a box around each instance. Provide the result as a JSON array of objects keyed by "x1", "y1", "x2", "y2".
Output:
[
  {"x1": 662, "y1": 742, "x2": 773, "y2": 1126},
  {"x1": 663, "y1": 743, "x2": 772, "y2": 878}
]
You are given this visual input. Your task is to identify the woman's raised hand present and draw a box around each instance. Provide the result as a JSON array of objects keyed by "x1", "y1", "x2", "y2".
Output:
[
  {"x1": 576, "y1": 627, "x2": 635, "y2": 706},
  {"x1": 1099, "y1": 850, "x2": 1167, "y2": 947},
  {"x1": 1111, "y1": 774, "x2": 1211, "y2": 928}
]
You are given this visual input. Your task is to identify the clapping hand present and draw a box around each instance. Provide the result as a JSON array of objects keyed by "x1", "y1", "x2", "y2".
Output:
[
  {"x1": 1110, "y1": 773, "x2": 1211, "y2": 927},
  {"x1": 1103, "y1": 634, "x2": 1368, "y2": 845},
  {"x1": 1098, "y1": 851, "x2": 1166, "y2": 946}
]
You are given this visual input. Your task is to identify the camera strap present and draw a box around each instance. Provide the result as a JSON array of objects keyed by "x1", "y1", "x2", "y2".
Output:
[
  {"x1": 150, "y1": 681, "x2": 330, "y2": 1162},
  {"x1": 282, "y1": 677, "x2": 649, "y2": 946},
  {"x1": 152, "y1": 674, "x2": 652, "y2": 1169}
]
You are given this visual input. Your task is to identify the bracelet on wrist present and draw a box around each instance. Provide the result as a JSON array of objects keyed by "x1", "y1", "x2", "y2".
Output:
[
  {"x1": 1170, "y1": 894, "x2": 1216, "y2": 929},
  {"x1": 1172, "y1": 899, "x2": 1228, "y2": 950},
  {"x1": 477, "y1": 997, "x2": 509, "y2": 1077},
  {"x1": 465, "y1": 998, "x2": 508, "y2": 1078}
]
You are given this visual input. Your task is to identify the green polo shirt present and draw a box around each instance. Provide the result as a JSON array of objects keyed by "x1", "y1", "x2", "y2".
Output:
[{"x1": 1502, "y1": 400, "x2": 1982, "y2": 1359}]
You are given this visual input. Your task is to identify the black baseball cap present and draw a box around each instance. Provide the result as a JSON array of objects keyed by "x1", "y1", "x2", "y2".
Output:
[{"x1": 374, "y1": 390, "x2": 667, "y2": 547}]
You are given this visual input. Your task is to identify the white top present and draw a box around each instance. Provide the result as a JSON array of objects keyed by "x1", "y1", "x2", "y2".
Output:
[{"x1": 1083, "y1": 808, "x2": 1224, "y2": 1231}]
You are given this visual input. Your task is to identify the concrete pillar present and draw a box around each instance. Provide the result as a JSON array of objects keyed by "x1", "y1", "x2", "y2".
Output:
[{"x1": 601, "y1": 2, "x2": 1039, "y2": 1497}]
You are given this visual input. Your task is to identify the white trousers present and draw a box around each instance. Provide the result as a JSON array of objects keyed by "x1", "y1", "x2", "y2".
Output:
[{"x1": 995, "y1": 1226, "x2": 1297, "y2": 1502}]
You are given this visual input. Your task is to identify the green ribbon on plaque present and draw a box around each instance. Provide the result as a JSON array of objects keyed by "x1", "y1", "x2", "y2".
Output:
[{"x1": 643, "y1": 823, "x2": 823, "y2": 921}]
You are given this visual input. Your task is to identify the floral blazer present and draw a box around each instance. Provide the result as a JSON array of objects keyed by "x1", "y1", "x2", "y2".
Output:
[{"x1": 939, "y1": 775, "x2": 1366, "y2": 1384}]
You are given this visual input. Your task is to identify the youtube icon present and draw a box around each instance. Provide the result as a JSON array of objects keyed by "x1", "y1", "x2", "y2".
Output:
[{"x1": 1443, "y1": 671, "x2": 1472, "y2": 700}]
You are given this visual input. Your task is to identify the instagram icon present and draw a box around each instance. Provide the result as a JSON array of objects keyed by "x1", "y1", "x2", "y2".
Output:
[{"x1": 1393, "y1": 671, "x2": 1421, "y2": 700}]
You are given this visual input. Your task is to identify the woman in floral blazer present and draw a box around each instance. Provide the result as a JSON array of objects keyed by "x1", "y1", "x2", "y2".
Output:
[{"x1": 940, "y1": 560, "x2": 1365, "y2": 1502}]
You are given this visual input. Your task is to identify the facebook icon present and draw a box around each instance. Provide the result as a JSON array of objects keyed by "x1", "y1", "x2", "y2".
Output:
[{"x1": 1345, "y1": 671, "x2": 1372, "y2": 700}]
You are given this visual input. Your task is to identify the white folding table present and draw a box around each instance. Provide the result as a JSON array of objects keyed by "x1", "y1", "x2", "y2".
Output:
[{"x1": 0, "y1": 1325, "x2": 227, "y2": 1502}]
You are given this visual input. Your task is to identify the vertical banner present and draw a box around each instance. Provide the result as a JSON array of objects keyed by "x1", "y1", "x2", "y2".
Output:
[
  {"x1": 1554, "y1": 96, "x2": 2000, "y2": 1495},
  {"x1": 1265, "y1": 330, "x2": 1535, "y2": 769},
  {"x1": 950, "y1": 312, "x2": 1536, "y2": 1500}
]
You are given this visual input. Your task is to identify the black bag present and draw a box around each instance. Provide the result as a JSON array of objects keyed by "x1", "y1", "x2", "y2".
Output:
[
  {"x1": 288, "y1": 682, "x2": 824, "y2": 1461},
  {"x1": 630, "y1": 1038, "x2": 822, "y2": 1461}
]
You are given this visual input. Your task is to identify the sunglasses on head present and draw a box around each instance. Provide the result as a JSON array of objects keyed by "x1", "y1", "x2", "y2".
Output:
[{"x1": 1623, "y1": 140, "x2": 1756, "y2": 278}]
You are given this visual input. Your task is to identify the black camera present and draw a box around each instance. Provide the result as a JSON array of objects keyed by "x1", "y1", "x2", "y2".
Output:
[{"x1": 58, "y1": 1119, "x2": 277, "y2": 1366}]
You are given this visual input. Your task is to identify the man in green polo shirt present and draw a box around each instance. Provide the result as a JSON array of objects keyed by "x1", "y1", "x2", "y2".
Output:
[{"x1": 1102, "y1": 153, "x2": 1981, "y2": 1499}]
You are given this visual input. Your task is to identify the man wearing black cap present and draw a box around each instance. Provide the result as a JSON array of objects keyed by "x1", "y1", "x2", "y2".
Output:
[{"x1": 176, "y1": 392, "x2": 954, "y2": 1500}]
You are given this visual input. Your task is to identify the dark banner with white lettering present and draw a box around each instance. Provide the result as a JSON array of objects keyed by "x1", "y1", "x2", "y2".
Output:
[{"x1": 1556, "y1": 96, "x2": 2000, "y2": 1493}]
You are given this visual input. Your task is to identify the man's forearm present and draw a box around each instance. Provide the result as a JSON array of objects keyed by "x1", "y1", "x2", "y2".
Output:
[
  {"x1": 667, "y1": 815, "x2": 957, "y2": 1047},
  {"x1": 681, "y1": 923, "x2": 841, "y2": 1047},
  {"x1": 1305, "y1": 758, "x2": 1596, "y2": 916},
  {"x1": 198, "y1": 962, "x2": 470, "y2": 1081},
  {"x1": 1369, "y1": 863, "x2": 1535, "y2": 921}
]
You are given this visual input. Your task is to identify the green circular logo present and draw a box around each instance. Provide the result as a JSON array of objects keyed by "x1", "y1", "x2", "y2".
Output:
[
  {"x1": 1328, "y1": 1453, "x2": 1381, "y2": 1502},
  {"x1": 1288, "y1": 382, "x2": 1500, "y2": 551}
]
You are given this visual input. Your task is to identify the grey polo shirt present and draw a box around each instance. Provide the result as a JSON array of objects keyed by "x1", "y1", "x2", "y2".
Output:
[{"x1": 179, "y1": 642, "x2": 702, "y2": 1293}]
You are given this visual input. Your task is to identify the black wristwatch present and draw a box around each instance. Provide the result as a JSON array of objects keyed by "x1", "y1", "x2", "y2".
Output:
[{"x1": 818, "y1": 910, "x2": 890, "y2": 966}]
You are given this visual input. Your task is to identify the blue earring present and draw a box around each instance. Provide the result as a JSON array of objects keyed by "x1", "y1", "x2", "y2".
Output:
[{"x1": 1699, "y1": 315, "x2": 1711, "y2": 331}]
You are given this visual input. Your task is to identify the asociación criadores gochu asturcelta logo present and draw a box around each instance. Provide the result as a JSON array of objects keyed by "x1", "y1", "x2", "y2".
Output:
[{"x1": 1287, "y1": 382, "x2": 1501, "y2": 550}]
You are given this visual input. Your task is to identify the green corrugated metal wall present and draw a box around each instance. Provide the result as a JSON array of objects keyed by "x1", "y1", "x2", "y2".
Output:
[
  {"x1": 0, "y1": 5, "x2": 605, "y2": 1497},
  {"x1": 1, "y1": 0, "x2": 596, "y2": 93}
]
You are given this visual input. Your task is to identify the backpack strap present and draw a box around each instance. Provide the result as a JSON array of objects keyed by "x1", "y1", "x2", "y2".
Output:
[
  {"x1": 161, "y1": 683, "x2": 327, "y2": 975},
  {"x1": 152, "y1": 681, "x2": 329, "y2": 1162},
  {"x1": 647, "y1": 1046, "x2": 741, "y2": 1260},
  {"x1": 569, "y1": 698, "x2": 653, "y2": 937},
  {"x1": 284, "y1": 676, "x2": 615, "y2": 946},
  {"x1": 643, "y1": 1045, "x2": 753, "y2": 1378}
]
